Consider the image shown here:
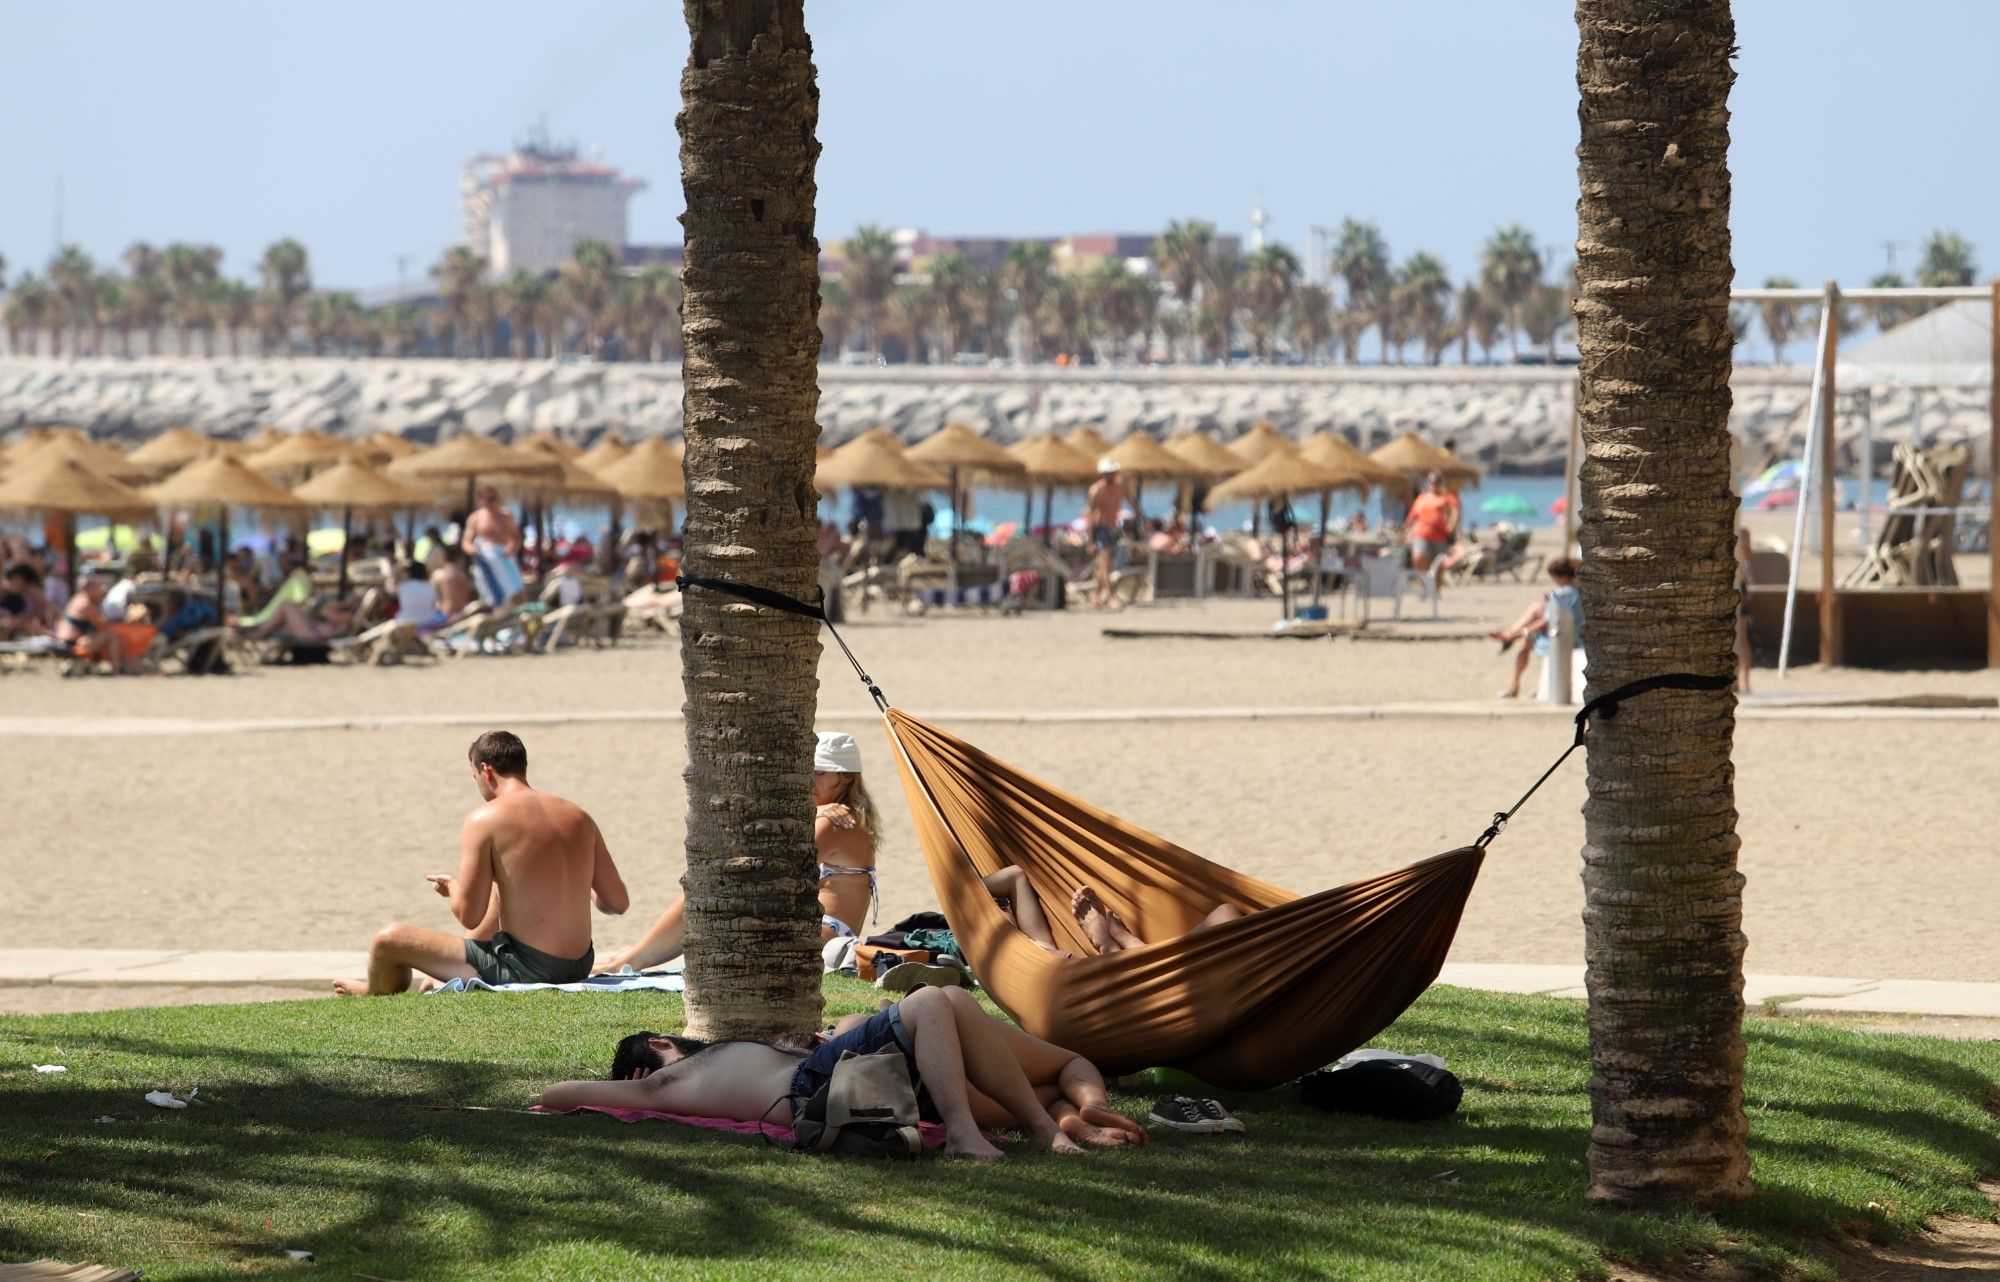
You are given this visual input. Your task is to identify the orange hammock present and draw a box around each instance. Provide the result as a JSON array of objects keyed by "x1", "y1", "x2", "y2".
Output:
[{"x1": 882, "y1": 709, "x2": 1486, "y2": 1090}]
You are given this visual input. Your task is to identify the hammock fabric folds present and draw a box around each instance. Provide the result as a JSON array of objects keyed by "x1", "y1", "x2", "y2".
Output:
[{"x1": 883, "y1": 709, "x2": 1485, "y2": 1091}]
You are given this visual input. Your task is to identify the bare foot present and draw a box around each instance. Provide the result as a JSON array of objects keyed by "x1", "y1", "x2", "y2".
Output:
[
  {"x1": 1061, "y1": 1106, "x2": 1147, "y2": 1147},
  {"x1": 1070, "y1": 887, "x2": 1111, "y2": 952},
  {"x1": 943, "y1": 1134, "x2": 1008, "y2": 1161},
  {"x1": 1049, "y1": 1130, "x2": 1086, "y2": 1154},
  {"x1": 332, "y1": 977, "x2": 370, "y2": 996},
  {"x1": 412, "y1": 975, "x2": 443, "y2": 994}
]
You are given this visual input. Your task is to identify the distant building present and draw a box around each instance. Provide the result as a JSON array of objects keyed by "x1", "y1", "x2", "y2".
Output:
[{"x1": 460, "y1": 130, "x2": 646, "y2": 276}]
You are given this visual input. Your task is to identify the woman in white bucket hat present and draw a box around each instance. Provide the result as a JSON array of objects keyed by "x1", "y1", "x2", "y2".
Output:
[{"x1": 595, "y1": 731, "x2": 880, "y2": 973}]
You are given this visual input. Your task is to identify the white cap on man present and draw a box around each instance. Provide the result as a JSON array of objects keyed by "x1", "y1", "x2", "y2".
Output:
[
  {"x1": 814, "y1": 730, "x2": 864, "y2": 774},
  {"x1": 1097, "y1": 457, "x2": 1121, "y2": 475}
]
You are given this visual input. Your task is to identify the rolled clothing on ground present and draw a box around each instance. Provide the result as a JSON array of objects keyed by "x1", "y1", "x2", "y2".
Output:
[{"x1": 463, "y1": 931, "x2": 593, "y2": 986}]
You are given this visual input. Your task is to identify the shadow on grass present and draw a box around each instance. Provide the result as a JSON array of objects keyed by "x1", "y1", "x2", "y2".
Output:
[{"x1": 0, "y1": 989, "x2": 1995, "y2": 1281}]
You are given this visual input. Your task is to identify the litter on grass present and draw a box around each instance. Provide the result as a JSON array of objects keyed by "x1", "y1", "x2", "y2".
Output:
[{"x1": 33, "y1": 1065, "x2": 66, "y2": 1074}]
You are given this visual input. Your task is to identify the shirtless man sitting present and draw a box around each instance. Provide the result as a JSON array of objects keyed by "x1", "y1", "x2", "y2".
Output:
[
  {"x1": 334, "y1": 730, "x2": 629, "y2": 996},
  {"x1": 538, "y1": 985, "x2": 1146, "y2": 1161}
]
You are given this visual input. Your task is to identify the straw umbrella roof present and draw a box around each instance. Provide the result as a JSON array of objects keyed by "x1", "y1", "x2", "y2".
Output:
[
  {"x1": 815, "y1": 435, "x2": 947, "y2": 491},
  {"x1": 126, "y1": 426, "x2": 227, "y2": 473},
  {"x1": 1435, "y1": 444, "x2": 1482, "y2": 482},
  {"x1": 0, "y1": 452, "x2": 153, "y2": 519},
  {"x1": 1227, "y1": 421, "x2": 1296, "y2": 466},
  {"x1": 290, "y1": 458, "x2": 439, "y2": 512},
  {"x1": 1102, "y1": 432, "x2": 1204, "y2": 480},
  {"x1": 385, "y1": 433, "x2": 559, "y2": 485},
  {"x1": 1063, "y1": 426, "x2": 1113, "y2": 459},
  {"x1": 595, "y1": 437, "x2": 687, "y2": 502},
  {"x1": 243, "y1": 430, "x2": 357, "y2": 478},
  {"x1": 1164, "y1": 429, "x2": 1249, "y2": 477},
  {"x1": 520, "y1": 430, "x2": 584, "y2": 460},
  {"x1": 906, "y1": 424, "x2": 1024, "y2": 474},
  {"x1": 243, "y1": 427, "x2": 289, "y2": 451},
  {"x1": 15, "y1": 432, "x2": 155, "y2": 485},
  {"x1": 1002, "y1": 435, "x2": 1100, "y2": 485},
  {"x1": 143, "y1": 456, "x2": 307, "y2": 511},
  {"x1": 366, "y1": 431, "x2": 422, "y2": 459},
  {"x1": 507, "y1": 446, "x2": 619, "y2": 501},
  {"x1": 1205, "y1": 451, "x2": 1362, "y2": 507},
  {"x1": 1299, "y1": 431, "x2": 1400, "y2": 486},
  {"x1": 578, "y1": 435, "x2": 632, "y2": 472},
  {"x1": 1370, "y1": 431, "x2": 1480, "y2": 481}
]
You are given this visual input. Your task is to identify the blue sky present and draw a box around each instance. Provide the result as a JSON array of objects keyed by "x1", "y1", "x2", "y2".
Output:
[{"x1": 1, "y1": 1, "x2": 1992, "y2": 293}]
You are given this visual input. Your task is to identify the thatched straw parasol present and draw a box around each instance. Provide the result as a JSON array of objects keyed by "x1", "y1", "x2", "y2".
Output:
[
  {"x1": 1369, "y1": 431, "x2": 1480, "y2": 482},
  {"x1": 1227, "y1": 421, "x2": 1296, "y2": 466},
  {"x1": 366, "y1": 431, "x2": 423, "y2": 459},
  {"x1": 992, "y1": 435, "x2": 1099, "y2": 544},
  {"x1": 386, "y1": 433, "x2": 559, "y2": 510},
  {"x1": 15, "y1": 431, "x2": 156, "y2": 485},
  {"x1": 509, "y1": 443, "x2": 619, "y2": 583},
  {"x1": 579, "y1": 434, "x2": 632, "y2": 474},
  {"x1": 596, "y1": 437, "x2": 687, "y2": 502},
  {"x1": 1208, "y1": 451, "x2": 1363, "y2": 621},
  {"x1": 814, "y1": 435, "x2": 947, "y2": 492},
  {"x1": 907, "y1": 425, "x2": 1022, "y2": 554},
  {"x1": 520, "y1": 430, "x2": 583, "y2": 460},
  {"x1": 291, "y1": 459, "x2": 439, "y2": 597},
  {"x1": 243, "y1": 430, "x2": 356, "y2": 481},
  {"x1": 1099, "y1": 432, "x2": 1204, "y2": 521},
  {"x1": 144, "y1": 456, "x2": 307, "y2": 617},
  {"x1": 1063, "y1": 426, "x2": 1113, "y2": 460},
  {"x1": 1165, "y1": 430, "x2": 1249, "y2": 477},
  {"x1": 242, "y1": 427, "x2": 289, "y2": 452},
  {"x1": 0, "y1": 453, "x2": 154, "y2": 584},
  {"x1": 127, "y1": 426, "x2": 228, "y2": 476}
]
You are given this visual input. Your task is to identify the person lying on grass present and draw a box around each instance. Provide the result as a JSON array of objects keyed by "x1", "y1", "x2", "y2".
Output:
[
  {"x1": 983, "y1": 866, "x2": 1242, "y2": 957},
  {"x1": 334, "y1": 729, "x2": 629, "y2": 996},
  {"x1": 538, "y1": 985, "x2": 1146, "y2": 1161}
]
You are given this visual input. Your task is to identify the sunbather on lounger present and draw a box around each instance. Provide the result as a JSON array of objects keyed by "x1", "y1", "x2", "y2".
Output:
[
  {"x1": 334, "y1": 730, "x2": 629, "y2": 996},
  {"x1": 539, "y1": 986, "x2": 1146, "y2": 1160}
]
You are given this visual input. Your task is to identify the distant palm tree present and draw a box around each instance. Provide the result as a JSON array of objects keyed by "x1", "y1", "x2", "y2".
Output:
[
  {"x1": 887, "y1": 285, "x2": 934, "y2": 363},
  {"x1": 162, "y1": 243, "x2": 223, "y2": 356},
  {"x1": 1516, "y1": 281, "x2": 1571, "y2": 363},
  {"x1": 1756, "y1": 275, "x2": 1803, "y2": 365},
  {"x1": 630, "y1": 264, "x2": 681, "y2": 362},
  {"x1": 97, "y1": 278, "x2": 130, "y2": 357},
  {"x1": 1155, "y1": 308, "x2": 1190, "y2": 365},
  {"x1": 1242, "y1": 244, "x2": 1302, "y2": 361},
  {"x1": 817, "y1": 278, "x2": 853, "y2": 358},
  {"x1": 1006, "y1": 241, "x2": 1056, "y2": 361},
  {"x1": 843, "y1": 224, "x2": 898, "y2": 356},
  {"x1": 375, "y1": 303, "x2": 425, "y2": 357},
  {"x1": 1915, "y1": 230, "x2": 1977, "y2": 287},
  {"x1": 1863, "y1": 270, "x2": 1919, "y2": 332},
  {"x1": 967, "y1": 268, "x2": 1011, "y2": 359},
  {"x1": 122, "y1": 243, "x2": 169, "y2": 356},
  {"x1": 1480, "y1": 224, "x2": 1542, "y2": 358},
  {"x1": 1289, "y1": 282, "x2": 1333, "y2": 364},
  {"x1": 497, "y1": 270, "x2": 549, "y2": 359},
  {"x1": 467, "y1": 280, "x2": 498, "y2": 358},
  {"x1": 1333, "y1": 304, "x2": 1369, "y2": 365},
  {"x1": 924, "y1": 251, "x2": 974, "y2": 359},
  {"x1": 1083, "y1": 259, "x2": 1148, "y2": 364},
  {"x1": 1395, "y1": 252, "x2": 1453, "y2": 365},
  {"x1": 209, "y1": 278, "x2": 254, "y2": 357},
  {"x1": 1046, "y1": 273, "x2": 1086, "y2": 361},
  {"x1": 1153, "y1": 219, "x2": 1215, "y2": 362},
  {"x1": 1200, "y1": 251, "x2": 1247, "y2": 363},
  {"x1": 47, "y1": 246, "x2": 97, "y2": 358},
  {"x1": 431, "y1": 245, "x2": 488, "y2": 357},
  {"x1": 561, "y1": 239, "x2": 621, "y2": 354},
  {"x1": 1454, "y1": 282, "x2": 1497, "y2": 364},
  {"x1": 258, "y1": 238, "x2": 312, "y2": 356},
  {"x1": 6, "y1": 274, "x2": 54, "y2": 356},
  {"x1": 1329, "y1": 218, "x2": 1390, "y2": 362}
]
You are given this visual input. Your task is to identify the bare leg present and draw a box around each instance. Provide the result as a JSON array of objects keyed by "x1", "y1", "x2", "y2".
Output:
[
  {"x1": 1501, "y1": 637, "x2": 1536, "y2": 699},
  {"x1": 897, "y1": 988, "x2": 1076, "y2": 1157},
  {"x1": 983, "y1": 868, "x2": 1068, "y2": 955},
  {"x1": 1194, "y1": 903, "x2": 1244, "y2": 931},
  {"x1": 594, "y1": 895, "x2": 685, "y2": 974},
  {"x1": 1488, "y1": 600, "x2": 1545, "y2": 644},
  {"x1": 1070, "y1": 887, "x2": 1111, "y2": 952},
  {"x1": 334, "y1": 922, "x2": 478, "y2": 996},
  {"x1": 1735, "y1": 614, "x2": 1753, "y2": 694}
]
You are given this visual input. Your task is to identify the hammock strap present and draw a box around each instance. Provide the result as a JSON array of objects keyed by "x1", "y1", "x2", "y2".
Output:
[
  {"x1": 1472, "y1": 670, "x2": 1736, "y2": 849},
  {"x1": 675, "y1": 575, "x2": 888, "y2": 712}
]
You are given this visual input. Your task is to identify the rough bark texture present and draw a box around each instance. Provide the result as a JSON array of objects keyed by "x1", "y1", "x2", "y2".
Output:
[
  {"x1": 677, "y1": 0, "x2": 824, "y2": 1041},
  {"x1": 1574, "y1": 0, "x2": 1751, "y2": 1206}
]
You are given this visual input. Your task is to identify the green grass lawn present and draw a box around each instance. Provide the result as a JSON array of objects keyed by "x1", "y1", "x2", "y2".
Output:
[{"x1": 2, "y1": 981, "x2": 1996, "y2": 1282}]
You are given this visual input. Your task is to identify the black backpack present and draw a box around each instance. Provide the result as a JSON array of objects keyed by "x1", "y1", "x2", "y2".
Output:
[
  {"x1": 1294, "y1": 1057, "x2": 1462, "y2": 1121},
  {"x1": 789, "y1": 1044, "x2": 924, "y2": 1159}
]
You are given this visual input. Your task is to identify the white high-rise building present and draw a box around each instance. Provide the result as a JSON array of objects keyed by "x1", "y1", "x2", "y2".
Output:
[{"x1": 460, "y1": 131, "x2": 646, "y2": 275}]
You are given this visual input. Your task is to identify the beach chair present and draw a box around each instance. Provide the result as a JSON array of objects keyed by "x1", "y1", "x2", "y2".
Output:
[
  {"x1": 1402, "y1": 560, "x2": 1444, "y2": 620},
  {"x1": 1842, "y1": 442, "x2": 1971, "y2": 588},
  {"x1": 147, "y1": 626, "x2": 232, "y2": 675},
  {"x1": 1350, "y1": 555, "x2": 1419, "y2": 622},
  {"x1": 585, "y1": 600, "x2": 627, "y2": 646}
]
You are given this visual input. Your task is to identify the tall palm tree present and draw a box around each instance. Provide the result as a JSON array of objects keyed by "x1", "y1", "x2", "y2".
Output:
[
  {"x1": 1005, "y1": 240, "x2": 1055, "y2": 361},
  {"x1": 6, "y1": 274, "x2": 54, "y2": 356},
  {"x1": 375, "y1": 303, "x2": 425, "y2": 357},
  {"x1": 1153, "y1": 219, "x2": 1215, "y2": 362},
  {"x1": 630, "y1": 264, "x2": 682, "y2": 362},
  {"x1": 887, "y1": 284, "x2": 934, "y2": 363},
  {"x1": 1242, "y1": 243, "x2": 1301, "y2": 361},
  {"x1": 1200, "y1": 251, "x2": 1246, "y2": 363},
  {"x1": 1755, "y1": 275, "x2": 1804, "y2": 365},
  {"x1": 561, "y1": 239, "x2": 621, "y2": 355},
  {"x1": 817, "y1": 278, "x2": 853, "y2": 358},
  {"x1": 162, "y1": 243, "x2": 222, "y2": 356},
  {"x1": 122, "y1": 243, "x2": 169, "y2": 357},
  {"x1": 498, "y1": 270, "x2": 549, "y2": 359},
  {"x1": 1329, "y1": 218, "x2": 1389, "y2": 363},
  {"x1": 924, "y1": 250, "x2": 974, "y2": 360},
  {"x1": 431, "y1": 245, "x2": 488, "y2": 357},
  {"x1": 98, "y1": 278, "x2": 131, "y2": 357},
  {"x1": 1046, "y1": 272, "x2": 1088, "y2": 362},
  {"x1": 47, "y1": 246, "x2": 97, "y2": 358},
  {"x1": 1575, "y1": 0, "x2": 1749, "y2": 1208},
  {"x1": 1395, "y1": 252, "x2": 1453, "y2": 366},
  {"x1": 967, "y1": 267, "x2": 1011, "y2": 359},
  {"x1": 1480, "y1": 223, "x2": 1543, "y2": 359},
  {"x1": 258, "y1": 238, "x2": 312, "y2": 356},
  {"x1": 1289, "y1": 282, "x2": 1333, "y2": 364},
  {"x1": 1083, "y1": 259, "x2": 1147, "y2": 364},
  {"x1": 209, "y1": 278, "x2": 254, "y2": 358},
  {"x1": 842, "y1": 224, "x2": 898, "y2": 356},
  {"x1": 1863, "y1": 270, "x2": 1919, "y2": 332},
  {"x1": 1914, "y1": 230, "x2": 1977, "y2": 287},
  {"x1": 1517, "y1": 280, "x2": 1572, "y2": 363},
  {"x1": 676, "y1": 0, "x2": 827, "y2": 1042}
]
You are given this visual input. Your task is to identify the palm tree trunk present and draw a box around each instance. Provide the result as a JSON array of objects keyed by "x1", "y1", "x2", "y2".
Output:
[
  {"x1": 676, "y1": 0, "x2": 826, "y2": 1042},
  {"x1": 1575, "y1": 0, "x2": 1750, "y2": 1208}
]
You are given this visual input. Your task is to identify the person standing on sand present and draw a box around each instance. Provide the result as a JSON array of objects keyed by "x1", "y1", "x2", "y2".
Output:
[
  {"x1": 1084, "y1": 458, "x2": 1126, "y2": 609},
  {"x1": 334, "y1": 731, "x2": 629, "y2": 996},
  {"x1": 461, "y1": 486, "x2": 527, "y2": 606}
]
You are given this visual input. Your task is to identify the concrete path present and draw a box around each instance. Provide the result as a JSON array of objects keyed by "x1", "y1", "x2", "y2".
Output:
[
  {"x1": 5, "y1": 697, "x2": 1999, "y2": 739},
  {"x1": 4, "y1": 950, "x2": 1999, "y2": 1020}
]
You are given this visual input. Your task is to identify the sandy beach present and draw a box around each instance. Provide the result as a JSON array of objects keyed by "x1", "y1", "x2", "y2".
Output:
[{"x1": 6, "y1": 569, "x2": 1998, "y2": 1012}]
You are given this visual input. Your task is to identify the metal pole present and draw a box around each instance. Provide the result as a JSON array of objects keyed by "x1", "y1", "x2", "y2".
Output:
[
  {"x1": 1817, "y1": 281, "x2": 1841, "y2": 666},
  {"x1": 1990, "y1": 280, "x2": 2000, "y2": 666},
  {"x1": 1858, "y1": 391, "x2": 1873, "y2": 549},
  {"x1": 1778, "y1": 303, "x2": 1833, "y2": 678}
]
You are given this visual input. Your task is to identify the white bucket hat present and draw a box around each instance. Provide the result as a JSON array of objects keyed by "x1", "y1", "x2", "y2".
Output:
[
  {"x1": 1097, "y1": 457, "x2": 1121, "y2": 475},
  {"x1": 814, "y1": 730, "x2": 863, "y2": 774}
]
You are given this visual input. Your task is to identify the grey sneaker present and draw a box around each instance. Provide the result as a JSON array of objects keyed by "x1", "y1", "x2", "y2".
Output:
[{"x1": 1147, "y1": 1095, "x2": 1230, "y2": 1133}]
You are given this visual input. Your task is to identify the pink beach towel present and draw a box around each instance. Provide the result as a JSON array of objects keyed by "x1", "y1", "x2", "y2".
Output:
[{"x1": 533, "y1": 1104, "x2": 954, "y2": 1148}]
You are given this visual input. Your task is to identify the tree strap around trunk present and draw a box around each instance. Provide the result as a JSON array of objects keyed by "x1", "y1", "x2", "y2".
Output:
[
  {"x1": 1472, "y1": 671, "x2": 1736, "y2": 850},
  {"x1": 677, "y1": 575, "x2": 1733, "y2": 853},
  {"x1": 677, "y1": 574, "x2": 888, "y2": 711}
]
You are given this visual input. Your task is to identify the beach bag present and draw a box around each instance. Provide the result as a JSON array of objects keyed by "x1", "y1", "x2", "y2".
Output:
[
  {"x1": 855, "y1": 945, "x2": 931, "y2": 981},
  {"x1": 1293, "y1": 1055, "x2": 1462, "y2": 1121},
  {"x1": 790, "y1": 1045, "x2": 924, "y2": 1159}
]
